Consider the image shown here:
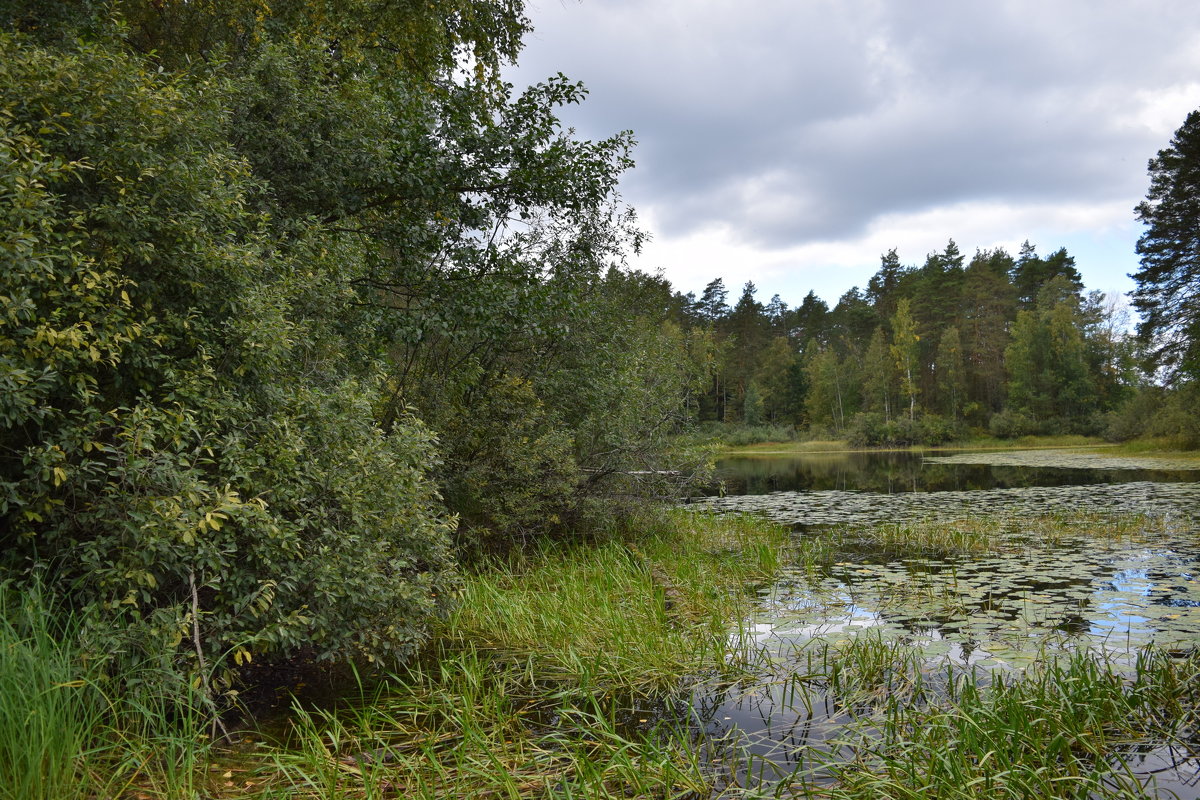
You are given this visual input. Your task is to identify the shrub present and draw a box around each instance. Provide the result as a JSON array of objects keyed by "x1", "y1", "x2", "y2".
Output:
[
  {"x1": 988, "y1": 409, "x2": 1042, "y2": 439},
  {"x1": 697, "y1": 421, "x2": 798, "y2": 446},
  {"x1": 846, "y1": 413, "x2": 964, "y2": 447},
  {"x1": 0, "y1": 36, "x2": 457, "y2": 677}
]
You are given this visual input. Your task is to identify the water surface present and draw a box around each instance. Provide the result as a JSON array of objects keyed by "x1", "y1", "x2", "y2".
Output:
[
  {"x1": 688, "y1": 449, "x2": 1200, "y2": 797},
  {"x1": 711, "y1": 448, "x2": 1200, "y2": 496}
]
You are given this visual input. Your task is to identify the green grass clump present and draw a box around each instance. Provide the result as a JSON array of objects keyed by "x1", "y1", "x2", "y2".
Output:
[
  {"x1": 0, "y1": 587, "x2": 105, "y2": 800},
  {"x1": 0, "y1": 585, "x2": 234, "y2": 800},
  {"x1": 262, "y1": 509, "x2": 793, "y2": 799},
  {"x1": 442, "y1": 508, "x2": 789, "y2": 691},
  {"x1": 808, "y1": 647, "x2": 1200, "y2": 799},
  {"x1": 271, "y1": 650, "x2": 712, "y2": 799}
]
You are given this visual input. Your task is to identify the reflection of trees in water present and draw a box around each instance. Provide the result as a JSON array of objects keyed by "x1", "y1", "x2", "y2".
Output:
[
  {"x1": 715, "y1": 453, "x2": 925, "y2": 495},
  {"x1": 713, "y1": 453, "x2": 1198, "y2": 496}
]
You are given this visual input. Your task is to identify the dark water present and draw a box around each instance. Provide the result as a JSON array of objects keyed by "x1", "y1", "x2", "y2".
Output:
[
  {"x1": 711, "y1": 450, "x2": 1199, "y2": 496},
  {"x1": 690, "y1": 449, "x2": 1200, "y2": 798}
]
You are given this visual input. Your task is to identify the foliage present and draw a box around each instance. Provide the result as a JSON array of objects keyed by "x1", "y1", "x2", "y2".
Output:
[
  {"x1": 2, "y1": 0, "x2": 717, "y2": 685},
  {"x1": 845, "y1": 412, "x2": 964, "y2": 447},
  {"x1": 0, "y1": 32, "x2": 460, "y2": 675},
  {"x1": 1005, "y1": 280, "x2": 1095, "y2": 423},
  {"x1": 1133, "y1": 109, "x2": 1200, "y2": 384},
  {"x1": 1105, "y1": 384, "x2": 1200, "y2": 449},
  {"x1": 988, "y1": 408, "x2": 1044, "y2": 439},
  {"x1": 677, "y1": 231, "x2": 1150, "y2": 445},
  {"x1": 890, "y1": 298, "x2": 920, "y2": 421},
  {"x1": 697, "y1": 421, "x2": 798, "y2": 446}
]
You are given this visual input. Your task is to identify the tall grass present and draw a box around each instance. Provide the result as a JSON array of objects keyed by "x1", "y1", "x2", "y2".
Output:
[
  {"x1": 0, "y1": 585, "x2": 105, "y2": 800},
  {"x1": 0, "y1": 583, "x2": 219, "y2": 800},
  {"x1": 262, "y1": 509, "x2": 792, "y2": 798},
  {"x1": 443, "y1": 509, "x2": 788, "y2": 691},
  {"x1": 808, "y1": 647, "x2": 1200, "y2": 799},
  {"x1": 272, "y1": 650, "x2": 713, "y2": 799}
]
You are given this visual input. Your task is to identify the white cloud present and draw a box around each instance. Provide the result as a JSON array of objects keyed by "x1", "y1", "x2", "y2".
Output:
[{"x1": 511, "y1": 0, "x2": 1200, "y2": 303}]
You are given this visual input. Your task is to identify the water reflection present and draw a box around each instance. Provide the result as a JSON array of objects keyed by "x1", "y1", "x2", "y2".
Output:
[
  {"x1": 712, "y1": 449, "x2": 1199, "y2": 496},
  {"x1": 687, "y1": 451, "x2": 1200, "y2": 796}
]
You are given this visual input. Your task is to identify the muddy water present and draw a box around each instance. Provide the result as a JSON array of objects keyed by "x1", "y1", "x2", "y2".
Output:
[{"x1": 686, "y1": 449, "x2": 1200, "y2": 797}]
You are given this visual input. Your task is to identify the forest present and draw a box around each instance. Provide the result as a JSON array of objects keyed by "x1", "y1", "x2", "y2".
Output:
[
  {"x1": 3, "y1": 1, "x2": 1200, "y2": 797},
  {"x1": 671, "y1": 240, "x2": 1151, "y2": 446}
]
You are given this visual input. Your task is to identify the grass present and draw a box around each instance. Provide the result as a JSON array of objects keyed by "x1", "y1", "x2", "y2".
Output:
[
  {"x1": 442, "y1": 509, "x2": 788, "y2": 692},
  {"x1": 253, "y1": 508, "x2": 792, "y2": 799},
  {"x1": 1084, "y1": 437, "x2": 1200, "y2": 458},
  {"x1": 803, "y1": 646, "x2": 1200, "y2": 799},
  {"x1": 0, "y1": 586, "x2": 105, "y2": 800},
  {"x1": 11, "y1": 509, "x2": 1200, "y2": 799},
  {"x1": 0, "y1": 583, "x2": 221, "y2": 800},
  {"x1": 268, "y1": 650, "x2": 715, "y2": 799}
]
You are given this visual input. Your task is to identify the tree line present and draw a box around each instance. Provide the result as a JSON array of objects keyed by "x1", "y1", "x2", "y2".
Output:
[{"x1": 670, "y1": 239, "x2": 1152, "y2": 445}]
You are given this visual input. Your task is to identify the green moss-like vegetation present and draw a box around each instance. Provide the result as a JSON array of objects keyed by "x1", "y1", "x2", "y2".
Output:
[{"x1": 720, "y1": 433, "x2": 1107, "y2": 456}]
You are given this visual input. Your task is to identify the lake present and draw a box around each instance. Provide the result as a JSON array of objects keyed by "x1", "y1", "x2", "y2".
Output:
[{"x1": 686, "y1": 448, "x2": 1200, "y2": 796}]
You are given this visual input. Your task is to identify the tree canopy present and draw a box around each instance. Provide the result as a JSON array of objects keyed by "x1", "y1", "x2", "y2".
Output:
[
  {"x1": 1133, "y1": 109, "x2": 1200, "y2": 384},
  {"x1": 0, "y1": 0, "x2": 707, "y2": 682}
]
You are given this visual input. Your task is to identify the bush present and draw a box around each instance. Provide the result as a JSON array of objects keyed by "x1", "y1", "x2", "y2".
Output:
[
  {"x1": 846, "y1": 413, "x2": 964, "y2": 447},
  {"x1": 1145, "y1": 385, "x2": 1200, "y2": 449},
  {"x1": 0, "y1": 36, "x2": 457, "y2": 676},
  {"x1": 988, "y1": 409, "x2": 1043, "y2": 439},
  {"x1": 698, "y1": 421, "x2": 798, "y2": 446}
]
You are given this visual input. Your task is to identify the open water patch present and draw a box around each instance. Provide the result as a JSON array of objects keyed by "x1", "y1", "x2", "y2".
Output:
[
  {"x1": 684, "y1": 471, "x2": 1200, "y2": 795},
  {"x1": 691, "y1": 480, "x2": 1200, "y2": 527}
]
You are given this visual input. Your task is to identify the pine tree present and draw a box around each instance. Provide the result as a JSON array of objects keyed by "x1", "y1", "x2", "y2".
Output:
[{"x1": 1133, "y1": 109, "x2": 1200, "y2": 383}]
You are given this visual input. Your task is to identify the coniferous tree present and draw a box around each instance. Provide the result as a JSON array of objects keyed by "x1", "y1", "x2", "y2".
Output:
[
  {"x1": 961, "y1": 251, "x2": 1017, "y2": 415},
  {"x1": 828, "y1": 287, "x2": 876, "y2": 355},
  {"x1": 866, "y1": 248, "x2": 908, "y2": 322},
  {"x1": 1133, "y1": 108, "x2": 1200, "y2": 383},
  {"x1": 756, "y1": 336, "x2": 802, "y2": 423},
  {"x1": 790, "y1": 291, "x2": 830, "y2": 345},
  {"x1": 935, "y1": 326, "x2": 966, "y2": 420},
  {"x1": 698, "y1": 278, "x2": 731, "y2": 322},
  {"x1": 1011, "y1": 244, "x2": 1084, "y2": 310}
]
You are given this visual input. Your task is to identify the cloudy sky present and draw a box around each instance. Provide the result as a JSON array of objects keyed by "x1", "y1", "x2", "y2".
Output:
[{"x1": 505, "y1": 0, "x2": 1200, "y2": 308}]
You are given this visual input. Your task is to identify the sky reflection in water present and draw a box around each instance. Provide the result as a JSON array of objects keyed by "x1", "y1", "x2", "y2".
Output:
[{"x1": 687, "y1": 450, "x2": 1200, "y2": 796}]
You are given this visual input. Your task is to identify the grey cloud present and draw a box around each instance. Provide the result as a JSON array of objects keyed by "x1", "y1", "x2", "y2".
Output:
[{"x1": 510, "y1": 0, "x2": 1200, "y2": 250}]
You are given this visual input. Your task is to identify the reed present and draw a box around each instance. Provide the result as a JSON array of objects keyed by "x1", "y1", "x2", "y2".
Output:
[
  {"x1": 807, "y1": 646, "x2": 1200, "y2": 799},
  {"x1": 443, "y1": 508, "x2": 788, "y2": 692}
]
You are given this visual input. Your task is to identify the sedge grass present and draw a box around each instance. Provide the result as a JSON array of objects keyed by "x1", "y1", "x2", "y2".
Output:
[
  {"x1": 807, "y1": 646, "x2": 1200, "y2": 799},
  {"x1": 443, "y1": 508, "x2": 789, "y2": 692},
  {"x1": 269, "y1": 649, "x2": 714, "y2": 799},
  {"x1": 0, "y1": 586, "x2": 107, "y2": 800},
  {"x1": 0, "y1": 583, "x2": 229, "y2": 800}
]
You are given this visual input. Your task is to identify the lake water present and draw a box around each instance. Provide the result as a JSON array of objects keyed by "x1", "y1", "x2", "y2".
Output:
[
  {"x1": 709, "y1": 448, "x2": 1200, "y2": 496},
  {"x1": 686, "y1": 448, "x2": 1200, "y2": 796}
]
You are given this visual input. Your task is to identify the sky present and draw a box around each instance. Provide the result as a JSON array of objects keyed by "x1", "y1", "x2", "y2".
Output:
[{"x1": 504, "y1": 0, "x2": 1200, "y2": 309}]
